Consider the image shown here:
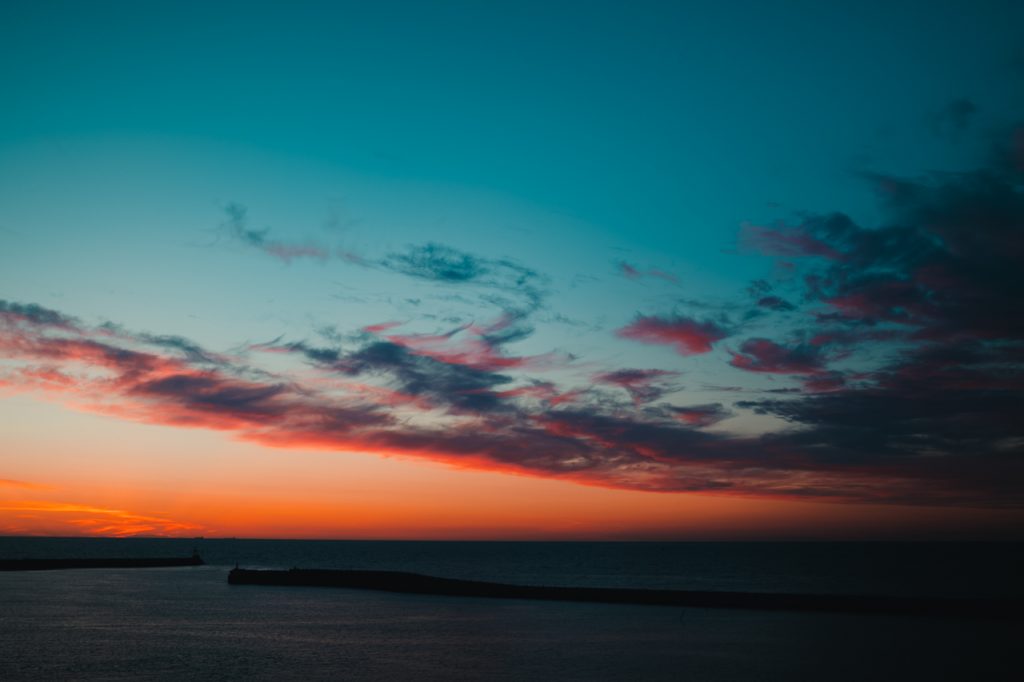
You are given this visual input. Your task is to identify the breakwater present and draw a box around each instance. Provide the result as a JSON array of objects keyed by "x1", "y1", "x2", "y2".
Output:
[
  {"x1": 227, "y1": 568, "x2": 1019, "y2": 619},
  {"x1": 0, "y1": 555, "x2": 204, "y2": 571}
]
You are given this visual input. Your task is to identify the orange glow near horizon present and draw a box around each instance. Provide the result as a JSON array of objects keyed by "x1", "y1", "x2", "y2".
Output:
[{"x1": 3, "y1": 396, "x2": 1022, "y2": 541}]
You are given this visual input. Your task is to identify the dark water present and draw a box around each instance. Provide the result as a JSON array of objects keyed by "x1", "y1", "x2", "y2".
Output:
[
  {"x1": 4, "y1": 537, "x2": 1023, "y2": 596},
  {"x1": 1, "y1": 539, "x2": 1021, "y2": 680}
]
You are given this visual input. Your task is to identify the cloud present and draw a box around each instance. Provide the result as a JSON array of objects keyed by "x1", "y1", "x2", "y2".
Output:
[
  {"x1": 0, "y1": 300, "x2": 78, "y2": 329},
  {"x1": 380, "y1": 243, "x2": 547, "y2": 314},
  {"x1": 338, "y1": 340, "x2": 516, "y2": 414},
  {"x1": 755, "y1": 295, "x2": 796, "y2": 311},
  {"x1": 6, "y1": 122, "x2": 1024, "y2": 510},
  {"x1": 616, "y1": 314, "x2": 730, "y2": 355},
  {"x1": 801, "y1": 371, "x2": 847, "y2": 393},
  {"x1": 744, "y1": 279, "x2": 797, "y2": 313},
  {"x1": 222, "y1": 203, "x2": 329, "y2": 263},
  {"x1": 722, "y1": 124, "x2": 1024, "y2": 506},
  {"x1": 728, "y1": 338, "x2": 829, "y2": 374},
  {"x1": 783, "y1": 174, "x2": 1024, "y2": 344},
  {"x1": 736, "y1": 357, "x2": 1024, "y2": 506},
  {"x1": 4, "y1": 297, "x2": 1023, "y2": 506},
  {"x1": 929, "y1": 97, "x2": 977, "y2": 139},
  {"x1": 383, "y1": 243, "x2": 514, "y2": 284},
  {"x1": 620, "y1": 261, "x2": 642, "y2": 279},
  {"x1": 260, "y1": 339, "x2": 341, "y2": 365},
  {"x1": 994, "y1": 122, "x2": 1024, "y2": 174},
  {"x1": 0, "y1": 502, "x2": 202, "y2": 537},
  {"x1": 669, "y1": 403, "x2": 731, "y2": 427},
  {"x1": 617, "y1": 261, "x2": 678, "y2": 284},
  {"x1": 592, "y1": 369, "x2": 680, "y2": 405},
  {"x1": 130, "y1": 374, "x2": 289, "y2": 420},
  {"x1": 378, "y1": 315, "x2": 564, "y2": 373},
  {"x1": 739, "y1": 220, "x2": 844, "y2": 259},
  {"x1": 223, "y1": 204, "x2": 548, "y2": 314}
]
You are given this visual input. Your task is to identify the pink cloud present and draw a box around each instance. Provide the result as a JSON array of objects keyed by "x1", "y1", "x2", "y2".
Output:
[
  {"x1": 616, "y1": 315, "x2": 729, "y2": 355},
  {"x1": 671, "y1": 404, "x2": 730, "y2": 427},
  {"x1": 363, "y1": 321, "x2": 403, "y2": 334}
]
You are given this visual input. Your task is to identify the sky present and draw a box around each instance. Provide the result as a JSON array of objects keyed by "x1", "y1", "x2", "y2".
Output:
[{"x1": 2, "y1": 0, "x2": 1024, "y2": 540}]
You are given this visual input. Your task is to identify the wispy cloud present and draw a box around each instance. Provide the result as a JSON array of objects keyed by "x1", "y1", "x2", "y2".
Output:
[
  {"x1": 617, "y1": 260, "x2": 678, "y2": 284},
  {"x1": 3, "y1": 293, "x2": 1021, "y2": 506},
  {"x1": 222, "y1": 204, "x2": 548, "y2": 315},
  {"x1": 222, "y1": 203, "x2": 329, "y2": 263},
  {"x1": 0, "y1": 501, "x2": 202, "y2": 537}
]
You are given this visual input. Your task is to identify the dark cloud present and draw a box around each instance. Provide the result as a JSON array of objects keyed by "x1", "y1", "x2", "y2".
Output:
[
  {"x1": 929, "y1": 98, "x2": 977, "y2": 139},
  {"x1": 729, "y1": 339, "x2": 830, "y2": 374},
  {"x1": 339, "y1": 340, "x2": 515, "y2": 413},
  {"x1": 745, "y1": 280, "x2": 796, "y2": 313},
  {"x1": 267, "y1": 339, "x2": 342, "y2": 365},
  {"x1": 801, "y1": 371, "x2": 847, "y2": 393},
  {"x1": 728, "y1": 124, "x2": 1024, "y2": 506},
  {"x1": 130, "y1": 374, "x2": 288, "y2": 418},
  {"x1": 800, "y1": 174, "x2": 1023, "y2": 343},
  {"x1": 0, "y1": 300, "x2": 78, "y2": 329},
  {"x1": 381, "y1": 243, "x2": 547, "y2": 314},
  {"x1": 593, "y1": 369, "x2": 680, "y2": 405},
  {"x1": 129, "y1": 331, "x2": 226, "y2": 365},
  {"x1": 737, "y1": 365, "x2": 1024, "y2": 506},
  {"x1": 669, "y1": 403, "x2": 731, "y2": 427},
  {"x1": 992, "y1": 122, "x2": 1024, "y2": 176},
  {"x1": 756, "y1": 295, "x2": 795, "y2": 311},
  {"x1": 382, "y1": 243, "x2": 486, "y2": 283}
]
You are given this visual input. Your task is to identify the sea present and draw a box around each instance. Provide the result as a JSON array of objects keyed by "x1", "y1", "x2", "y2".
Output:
[{"x1": 1, "y1": 538, "x2": 1021, "y2": 681}]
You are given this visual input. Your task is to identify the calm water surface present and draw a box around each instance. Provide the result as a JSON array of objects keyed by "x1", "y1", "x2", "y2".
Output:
[{"x1": 1, "y1": 539, "x2": 1020, "y2": 680}]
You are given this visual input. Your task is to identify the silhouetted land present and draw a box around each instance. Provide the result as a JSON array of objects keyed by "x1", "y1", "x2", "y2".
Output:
[
  {"x1": 0, "y1": 555, "x2": 204, "y2": 571},
  {"x1": 228, "y1": 568, "x2": 1021, "y2": 619}
]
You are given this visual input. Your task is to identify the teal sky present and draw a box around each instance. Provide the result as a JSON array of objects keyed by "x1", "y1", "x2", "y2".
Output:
[
  {"x1": 3, "y1": 1, "x2": 1024, "y2": 536},
  {"x1": 4, "y1": 1, "x2": 1022, "y2": 334}
]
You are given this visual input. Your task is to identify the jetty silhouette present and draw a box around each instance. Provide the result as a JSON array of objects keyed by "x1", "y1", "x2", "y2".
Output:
[{"x1": 228, "y1": 567, "x2": 1020, "y2": 620}]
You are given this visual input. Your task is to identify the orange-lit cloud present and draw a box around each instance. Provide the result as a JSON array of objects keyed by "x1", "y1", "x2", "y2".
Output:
[
  {"x1": 0, "y1": 501, "x2": 203, "y2": 537},
  {"x1": 1, "y1": 297, "x2": 1021, "y2": 509}
]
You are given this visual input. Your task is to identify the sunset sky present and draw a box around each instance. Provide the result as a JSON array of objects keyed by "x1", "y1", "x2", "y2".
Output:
[{"x1": 2, "y1": 0, "x2": 1024, "y2": 539}]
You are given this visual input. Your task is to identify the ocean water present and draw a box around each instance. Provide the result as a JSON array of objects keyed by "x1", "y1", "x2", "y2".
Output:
[{"x1": 1, "y1": 539, "x2": 1021, "y2": 680}]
